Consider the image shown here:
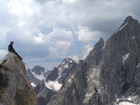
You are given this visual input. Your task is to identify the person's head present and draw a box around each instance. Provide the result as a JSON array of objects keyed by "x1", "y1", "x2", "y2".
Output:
[{"x1": 10, "y1": 41, "x2": 14, "y2": 44}]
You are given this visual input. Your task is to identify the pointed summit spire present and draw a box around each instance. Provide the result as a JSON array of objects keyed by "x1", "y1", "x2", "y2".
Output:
[
  {"x1": 124, "y1": 16, "x2": 134, "y2": 23},
  {"x1": 115, "y1": 16, "x2": 139, "y2": 33}
]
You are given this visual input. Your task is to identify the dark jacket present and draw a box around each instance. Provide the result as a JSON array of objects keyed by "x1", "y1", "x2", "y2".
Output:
[{"x1": 8, "y1": 44, "x2": 15, "y2": 52}]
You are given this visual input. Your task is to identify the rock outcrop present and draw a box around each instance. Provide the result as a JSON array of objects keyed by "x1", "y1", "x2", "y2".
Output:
[
  {"x1": 47, "y1": 16, "x2": 140, "y2": 105},
  {"x1": 0, "y1": 52, "x2": 38, "y2": 105}
]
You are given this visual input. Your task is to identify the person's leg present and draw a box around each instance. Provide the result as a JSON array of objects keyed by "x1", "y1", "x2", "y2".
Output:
[{"x1": 13, "y1": 52, "x2": 22, "y2": 60}]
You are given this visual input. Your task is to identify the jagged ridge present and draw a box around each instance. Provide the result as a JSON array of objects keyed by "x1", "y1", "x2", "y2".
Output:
[{"x1": 47, "y1": 16, "x2": 140, "y2": 105}]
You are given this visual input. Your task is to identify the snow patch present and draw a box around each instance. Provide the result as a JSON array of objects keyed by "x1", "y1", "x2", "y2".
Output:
[
  {"x1": 31, "y1": 83, "x2": 36, "y2": 87},
  {"x1": 64, "y1": 63, "x2": 69, "y2": 68},
  {"x1": 44, "y1": 80, "x2": 62, "y2": 91},
  {"x1": 119, "y1": 102, "x2": 137, "y2": 105},
  {"x1": 58, "y1": 67, "x2": 62, "y2": 71},
  {"x1": 114, "y1": 95, "x2": 139, "y2": 105},
  {"x1": 132, "y1": 36, "x2": 135, "y2": 40},
  {"x1": 102, "y1": 42, "x2": 106, "y2": 49},
  {"x1": 136, "y1": 63, "x2": 140, "y2": 68},
  {"x1": 31, "y1": 71, "x2": 44, "y2": 80},
  {"x1": 122, "y1": 53, "x2": 130, "y2": 63},
  {"x1": 70, "y1": 60, "x2": 73, "y2": 63},
  {"x1": 115, "y1": 23, "x2": 128, "y2": 33}
]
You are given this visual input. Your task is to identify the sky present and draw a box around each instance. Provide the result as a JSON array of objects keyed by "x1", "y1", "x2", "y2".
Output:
[{"x1": 0, "y1": 0, "x2": 140, "y2": 70}]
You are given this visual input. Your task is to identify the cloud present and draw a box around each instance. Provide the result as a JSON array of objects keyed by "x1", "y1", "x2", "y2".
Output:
[
  {"x1": 44, "y1": 28, "x2": 74, "y2": 60},
  {"x1": 77, "y1": 44, "x2": 93, "y2": 60},
  {"x1": 49, "y1": 41, "x2": 71, "y2": 57},
  {"x1": 6, "y1": 27, "x2": 73, "y2": 60},
  {"x1": 82, "y1": 44, "x2": 93, "y2": 59},
  {"x1": 0, "y1": 50, "x2": 7, "y2": 58},
  {"x1": 1, "y1": 0, "x2": 140, "y2": 69},
  {"x1": 7, "y1": 0, "x2": 33, "y2": 17},
  {"x1": 71, "y1": 55, "x2": 79, "y2": 63},
  {"x1": 76, "y1": 26, "x2": 102, "y2": 43}
]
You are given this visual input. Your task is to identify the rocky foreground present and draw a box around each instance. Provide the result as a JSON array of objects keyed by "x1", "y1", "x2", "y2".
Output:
[{"x1": 0, "y1": 52, "x2": 38, "y2": 105}]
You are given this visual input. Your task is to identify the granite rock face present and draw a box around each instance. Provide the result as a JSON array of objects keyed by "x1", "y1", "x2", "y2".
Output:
[
  {"x1": 0, "y1": 52, "x2": 38, "y2": 105},
  {"x1": 47, "y1": 16, "x2": 140, "y2": 105}
]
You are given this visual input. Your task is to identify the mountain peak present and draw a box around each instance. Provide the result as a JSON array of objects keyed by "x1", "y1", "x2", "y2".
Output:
[
  {"x1": 93, "y1": 37, "x2": 104, "y2": 51},
  {"x1": 98, "y1": 37, "x2": 104, "y2": 44},
  {"x1": 115, "y1": 16, "x2": 140, "y2": 33},
  {"x1": 31, "y1": 65, "x2": 45, "y2": 75},
  {"x1": 124, "y1": 16, "x2": 134, "y2": 23},
  {"x1": 0, "y1": 52, "x2": 37, "y2": 105},
  {"x1": 63, "y1": 57, "x2": 73, "y2": 62}
]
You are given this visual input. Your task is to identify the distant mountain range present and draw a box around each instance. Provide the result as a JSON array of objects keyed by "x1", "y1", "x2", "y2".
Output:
[
  {"x1": 27, "y1": 16, "x2": 140, "y2": 105},
  {"x1": 27, "y1": 57, "x2": 77, "y2": 105}
]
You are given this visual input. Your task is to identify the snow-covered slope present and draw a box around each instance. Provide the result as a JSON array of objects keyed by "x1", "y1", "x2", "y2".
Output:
[{"x1": 27, "y1": 66, "x2": 48, "y2": 87}]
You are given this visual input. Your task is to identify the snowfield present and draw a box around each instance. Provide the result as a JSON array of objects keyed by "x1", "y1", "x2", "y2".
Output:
[{"x1": 45, "y1": 80, "x2": 62, "y2": 91}]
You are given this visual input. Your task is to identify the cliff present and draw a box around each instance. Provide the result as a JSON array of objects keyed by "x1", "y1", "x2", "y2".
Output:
[
  {"x1": 47, "y1": 16, "x2": 140, "y2": 105},
  {"x1": 0, "y1": 52, "x2": 38, "y2": 105}
]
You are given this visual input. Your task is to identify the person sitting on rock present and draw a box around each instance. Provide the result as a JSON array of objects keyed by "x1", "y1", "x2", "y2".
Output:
[{"x1": 8, "y1": 41, "x2": 22, "y2": 60}]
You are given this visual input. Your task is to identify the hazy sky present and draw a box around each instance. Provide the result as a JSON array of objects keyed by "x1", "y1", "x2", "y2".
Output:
[{"x1": 0, "y1": 0, "x2": 140, "y2": 70}]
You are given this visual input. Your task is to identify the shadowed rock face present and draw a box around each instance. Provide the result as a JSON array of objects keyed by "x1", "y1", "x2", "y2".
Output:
[
  {"x1": 34, "y1": 80, "x2": 56, "y2": 105},
  {"x1": 26, "y1": 68, "x2": 41, "y2": 86},
  {"x1": 47, "y1": 16, "x2": 140, "y2": 105},
  {"x1": 31, "y1": 66, "x2": 46, "y2": 76},
  {"x1": 27, "y1": 66, "x2": 48, "y2": 88},
  {"x1": 0, "y1": 52, "x2": 38, "y2": 105}
]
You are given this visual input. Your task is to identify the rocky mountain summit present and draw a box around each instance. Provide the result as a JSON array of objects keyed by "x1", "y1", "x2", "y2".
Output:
[
  {"x1": 45, "y1": 57, "x2": 77, "y2": 85},
  {"x1": 47, "y1": 16, "x2": 140, "y2": 105},
  {"x1": 0, "y1": 52, "x2": 38, "y2": 105}
]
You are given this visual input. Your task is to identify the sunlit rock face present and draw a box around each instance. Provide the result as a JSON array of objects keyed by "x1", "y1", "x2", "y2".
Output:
[
  {"x1": 47, "y1": 16, "x2": 140, "y2": 105},
  {"x1": 0, "y1": 52, "x2": 38, "y2": 105}
]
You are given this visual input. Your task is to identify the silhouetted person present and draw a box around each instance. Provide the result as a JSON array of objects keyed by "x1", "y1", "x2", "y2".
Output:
[
  {"x1": 8, "y1": 41, "x2": 22, "y2": 60},
  {"x1": 0, "y1": 64, "x2": 3, "y2": 69}
]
